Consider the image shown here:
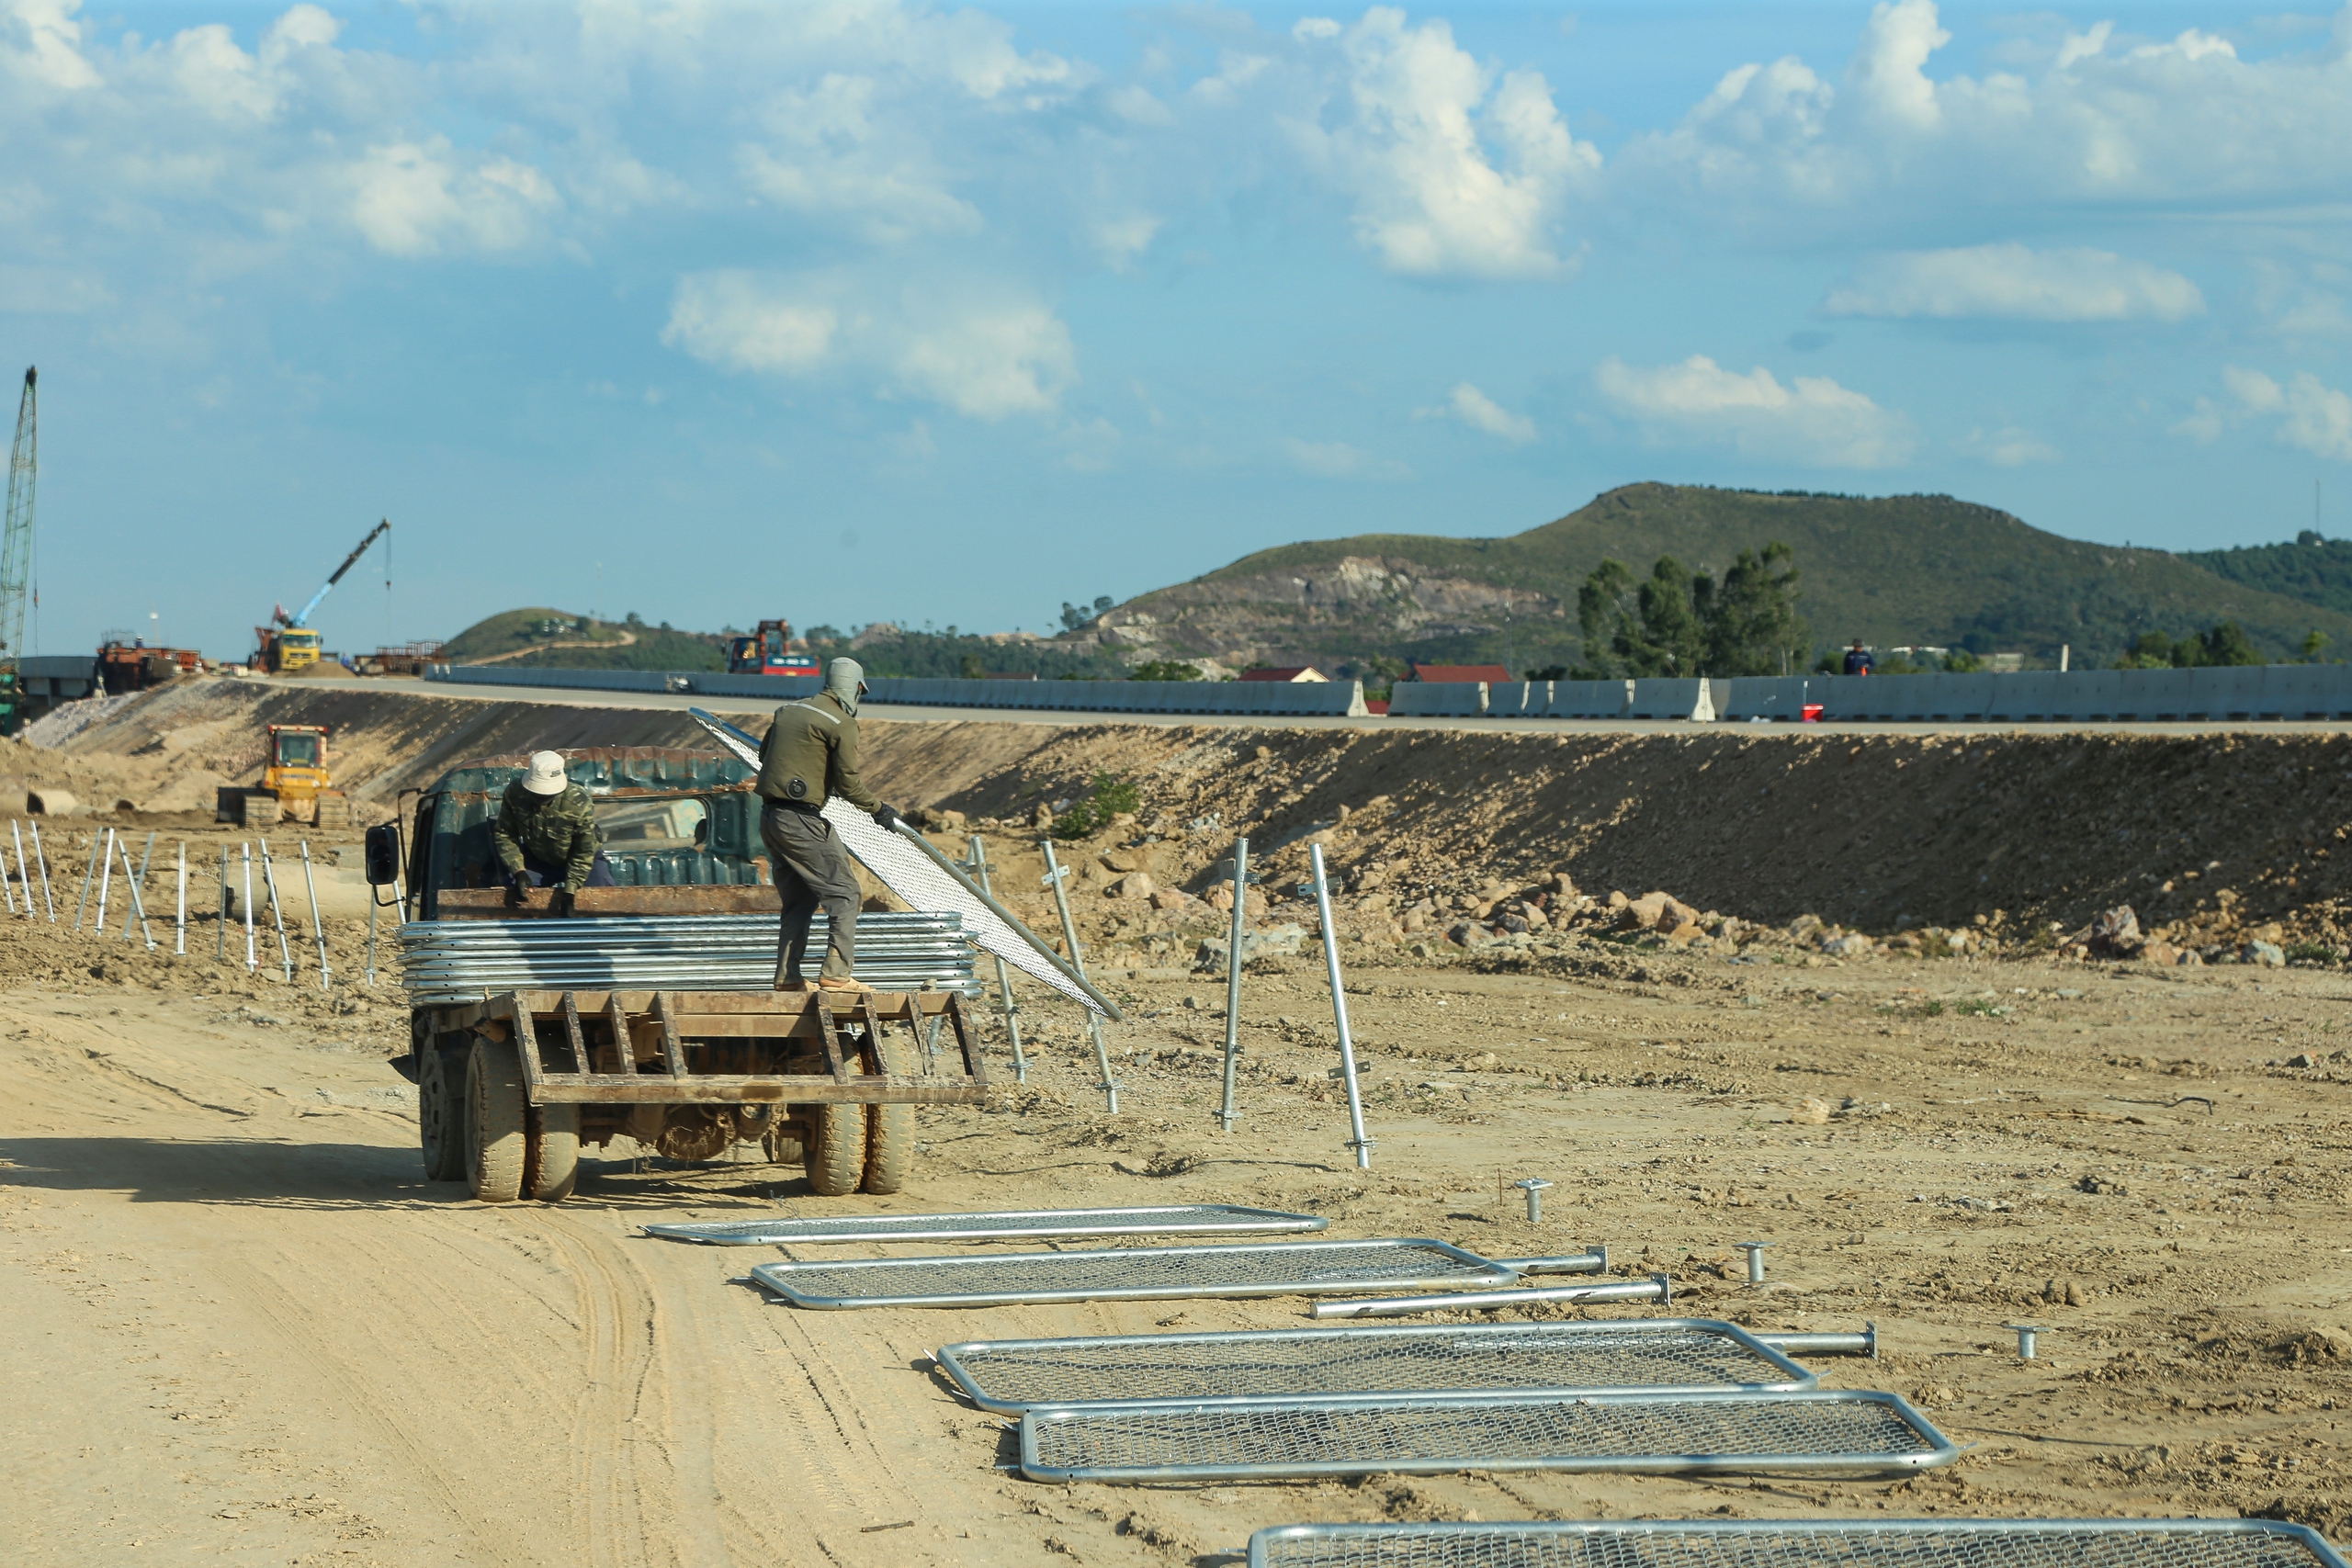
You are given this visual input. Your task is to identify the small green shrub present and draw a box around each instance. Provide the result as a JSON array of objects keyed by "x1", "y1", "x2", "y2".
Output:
[{"x1": 1052, "y1": 773, "x2": 1143, "y2": 838}]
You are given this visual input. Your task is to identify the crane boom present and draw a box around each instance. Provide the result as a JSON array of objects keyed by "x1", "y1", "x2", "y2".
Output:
[
  {"x1": 287, "y1": 518, "x2": 390, "y2": 627},
  {"x1": 2, "y1": 367, "x2": 33, "y2": 666}
]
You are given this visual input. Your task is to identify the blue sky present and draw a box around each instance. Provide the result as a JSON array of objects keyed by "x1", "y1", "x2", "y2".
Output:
[{"x1": 5, "y1": 0, "x2": 2351, "y2": 660}]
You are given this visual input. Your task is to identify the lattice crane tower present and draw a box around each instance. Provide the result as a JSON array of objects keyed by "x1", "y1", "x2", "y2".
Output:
[{"x1": 1, "y1": 367, "x2": 34, "y2": 729}]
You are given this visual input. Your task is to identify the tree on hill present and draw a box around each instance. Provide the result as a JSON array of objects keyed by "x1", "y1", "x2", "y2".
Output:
[
  {"x1": 2115, "y1": 620, "x2": 2264, "y2": 669},
  {"x1": 1574, "y1": 541, "x2": 1810, "y2": 679}
]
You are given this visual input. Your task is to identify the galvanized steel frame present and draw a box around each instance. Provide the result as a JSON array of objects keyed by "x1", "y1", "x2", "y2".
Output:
[
  {"x1": 642, "y1": 1203, "x2": 1329, "y2": 1247},
  {"x1": 1245, "y1": 1517, "x2": 2352, "y2": 1568},
  {"x1": 1017, "y1": 1388, "x2": 1963, "y2": 1483},
  {"x1": 748, "y1": 1237, "x2": 1516, "y2": 1310},
  {"x1": 933, "y1": 1316, "x2": 1819, "y2": 1414}
]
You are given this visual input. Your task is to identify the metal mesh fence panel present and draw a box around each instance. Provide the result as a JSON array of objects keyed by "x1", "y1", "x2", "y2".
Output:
[
  {"x1": 645, "y1": 1204, "x2": 1328, "y2": 1247},
  {"x1": 1020, "y1": 1390, "x2": 1959, "y2": 1482},
  {"x1": 937, "y1": 1320, "x2": 1815, "y2": 1413},
  {"x1": 1246, "y1": 1520, "x2": 2350, "y2": 1568},
  {"x1": 751, "y1": 1239, "x2": 1514, "y2": 1309}
]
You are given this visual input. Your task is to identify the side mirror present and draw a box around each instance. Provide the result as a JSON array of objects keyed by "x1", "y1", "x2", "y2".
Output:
[{"x1": 364, "y1": 822, "x2": 402, "y2": 886}]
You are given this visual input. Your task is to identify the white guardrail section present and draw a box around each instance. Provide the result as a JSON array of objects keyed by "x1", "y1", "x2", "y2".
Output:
[{"x1": 422, "y1": 662, "x2": 2352, "y2": 723}]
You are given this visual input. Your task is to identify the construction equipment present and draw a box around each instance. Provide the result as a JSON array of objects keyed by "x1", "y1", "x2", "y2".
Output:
[
  {"x1": 216, "y1": 723, "x2": 350, "y2": 829},
  {"x1": 97, "y1": 641, "x2": 202, "y2": 694},
  {"x1": 2, "y1": 368, "x2": 35, "y2": 734},
  {"x1": 252, "y1": 519, "x2": 390, "y2": 673},
  {"x1": 726, "y1": 617, "x2": 820, "y2": 678},
  {"x1": 376, "y1": 745, "x2": 991, "y2": 1203}
]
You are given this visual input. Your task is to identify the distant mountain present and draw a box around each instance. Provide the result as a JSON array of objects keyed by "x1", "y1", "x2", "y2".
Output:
[
  {"x1": 2179, "y1": 532, "x2": 2352, "y2": 626},
  {"x1": 1072, "y1": 483, "x2": 2352, "y2": 678},
  {"x1": 442, "y1": 607, "x2": 728, "y2": 671}
]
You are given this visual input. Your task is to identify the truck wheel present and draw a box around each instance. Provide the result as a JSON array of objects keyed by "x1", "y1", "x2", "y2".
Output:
[
  {"x1": 805, "y1": 1103, "x2": 864, "y2": 1197},
  {"x1": 467, "y1": 1037, "x2": 527, "y2": 1202},
  {"x1": 862, "y1": 1032, "x2": 913, "y2": 1196},
  {"x1": 418, "y1": 1047, "x2": 468, "y2": 1181},
  {"x1": 528, "y1": 1104, "x2": 580, "y2": 1201}
]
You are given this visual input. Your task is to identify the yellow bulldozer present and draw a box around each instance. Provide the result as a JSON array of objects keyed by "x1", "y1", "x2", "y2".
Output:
[{"x1": 216, "y1": 723, "x2": 352, "y2": 829}]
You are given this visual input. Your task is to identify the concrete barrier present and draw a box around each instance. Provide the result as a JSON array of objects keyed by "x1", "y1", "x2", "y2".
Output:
[
  {"x1": 2260, "y1": 665, "x2": 2352, "y2": 718},
  {"x1": 431, "y1": 664, "x2": 673, "y2": 694},
  {"x1": 2066, "y1": 670, "x2": 2123, "y2": 720},
  {"x1": 1547, "y1": 679, "x2": 1630, "y2": 718},
  {"x1": 1390, "y1": 681, "x2": 1487, "y2": 716},
  {"x1": 428, "y1": 665, "x2": 1370, "y2": 716},
  {"x1": 1486, "y1": 682, "x2": 1539, "y2": 716},
  {"x1": 1718, "y1": 676, "x2": 1806, "y2": 721},
  {"x1": 1625, "y1": 678, "x2": 1713, "y2": 720}
]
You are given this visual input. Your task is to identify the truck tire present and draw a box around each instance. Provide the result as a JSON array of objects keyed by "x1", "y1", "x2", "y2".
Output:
[
  {"x1": 467, "y1": 1036, "x2": 527, "y2": 1202},
  {"x1": 418, "y1": 1046, "x2": 468, "y2": 1181},
  {"x1": 805, "y1": 1103, "x2": 864, "y2": 1197},
  {"x1": 528, "y1": 1104, "x2": 580, "y2": 1201},
  {"x1": 862, "y1": 1032, "x2": 913, "y2": 1196}
]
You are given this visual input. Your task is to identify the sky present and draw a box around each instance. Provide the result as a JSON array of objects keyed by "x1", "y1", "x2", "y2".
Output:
[{"x1": 5, "y1": 0, "x2": 2352, "y2": 660}]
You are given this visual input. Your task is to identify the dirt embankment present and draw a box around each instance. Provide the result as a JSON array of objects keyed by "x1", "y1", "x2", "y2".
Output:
[{"x1": 28, "y1": 681, "x2": 2352, "y2": 962}]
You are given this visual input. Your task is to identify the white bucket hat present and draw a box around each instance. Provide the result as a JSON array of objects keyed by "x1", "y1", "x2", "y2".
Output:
[{"x1": 522, "y1": 750, "x2": 570, "y2": 795}]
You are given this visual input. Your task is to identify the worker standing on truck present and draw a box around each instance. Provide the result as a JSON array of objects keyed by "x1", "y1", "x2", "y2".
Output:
[
  {"x1": 757, "y1": 658, "x2": 901, "y2": 993},
  {"x1": 494, "y1": 750, "x2": 616, "y2": 914}
]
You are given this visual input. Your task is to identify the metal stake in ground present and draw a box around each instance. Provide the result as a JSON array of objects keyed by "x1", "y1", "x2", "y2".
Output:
[
  {"x1": 257, "y1": 837, "x2": 293, "y2": 983},
  {"x1": 1217, "y1": 835, "x2": 1250, "y2": 1134},
  {"x1": 965, "y1": 836, "x2": 1028, "y2": 1083},
  {"x1": 1306, "y1": 843, "x2": 1374, "y2": 1169},
  {"x1": 300, "y1": 840, "x2": 330, "y2": 990},
  {"x1": 1040, "y1": 838, "x2": 1118, "y2": 1112},
  {"x1": 1736, "y1": 1241, "x2": 1771, "y2": 1285},
  {"x1": 119, "y1": 829, "x2": 155, "y2": 941},
  {"x1": 74, "y1": 828, "x2": 97, "y2": 929},
  {"x1": 175, "y1": 841, "x2": 187, "y2": 956},
  {"x1": 0, "y1": 831, "x2": 17, "y2": 916},
  {"x1": 241, "y1": 842, "x2": 257, "y2": 973},
  {"x1": 95, "y1": 827, "x2": 116, "y2": 933},
  {"x1": 1515, "y1": 1178, "x2": 1554, "y2": 1224},
  {"x1": 9, "y1": 822, "x2": 29, "y2": 918},
  {"x1": 216, "y1": 845, "x2": 232, "y2": 962},
  {"x1": 29, "y1": 821, "x2": 54, "y2": 921},
  {"x1": 114, "y1": 833, "x2": 156, "y2": 951}
]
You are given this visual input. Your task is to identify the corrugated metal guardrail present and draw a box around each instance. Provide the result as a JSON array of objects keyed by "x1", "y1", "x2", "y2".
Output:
[{"x1": 426, "y1": 664, "x2": 1366, "y2": 716}]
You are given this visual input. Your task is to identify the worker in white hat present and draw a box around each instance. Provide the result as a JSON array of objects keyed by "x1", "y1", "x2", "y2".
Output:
[{"x1": 492, "y1": 750, "x2": 614, "y2": 915}]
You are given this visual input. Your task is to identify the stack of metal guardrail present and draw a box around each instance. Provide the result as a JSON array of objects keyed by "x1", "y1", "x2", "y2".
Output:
[{"x1": 394, "y1": 912, "x2": 978, "y2": 1004}]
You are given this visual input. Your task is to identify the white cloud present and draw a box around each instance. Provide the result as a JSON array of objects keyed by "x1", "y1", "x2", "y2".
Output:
[
  {"x1": 0, "y1": 263, "x2": 111, "y2": 313},
  {"x1": 2177, "y1": 367, "x2": 2352, "y2": 461},
  {"x1": 1285, "y1": 437, "x2": 1411, "y2": 479},
  {"x1": 1424, "y1": 382, "x2": 1534, "y2": 441},
  {"x1": 1961, "y1": 424, "x2": 2059, "y2": 466},
  {"x1": 662, "y1": 270, "x2": 1075, "y2": 421},
  {"x1": 350, "y1": 141, "x2": 560, "y2": 257},
  {"x1": 1293, "y1": 7, "x2": 1599, "y2": 279},
  {"x1": 1594, "y1": 355, "x2": 1915, "y2": 468},
  {"x1": 2, "y1": 0, "x2": 100, "y2": 89},
  {"x1": 1094, "y1": 215, "x2": 1159, "y2": 269},
  {"x1": 1824, "y1": 243, "x2": 2204, "y2": 322}
]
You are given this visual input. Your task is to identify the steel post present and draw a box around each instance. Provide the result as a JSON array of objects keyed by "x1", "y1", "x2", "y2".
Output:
[
  {"x1": 0, "y1": 833, "x2": 17, "y2": 916},
  {"x1": 1217, "y1": 836, "x2": 1249, "y2": 1133},
  {"x1": 300, "y1": 840, "x2": 329, "y2": 989},
  {"x1": 216, "y1": 845, "x2": 231, "y2": 962},
  {"x1": 258, "y1": 837, "x2": 292, "y2": 983},
  {"x1": 966, "y1": 836, "x2": 1027, "y2": 1083},
  {"x1": 74, "y1": 828, "x2": 96, "y2": 930},
  {"x1": 1312, "y1": 1273, "x2": 1673, "y2": 1320},
  {"x1": 1041, "y1": 839, "x2": 1117, "y2": 1112},
  {"x1": 365, "y1": 882, "x2": 378, "y2": 987},
  {"x1": 1515, "y1": 1178, "x2": 1553, "y2": 1223},
  {"x1": 2007, "y1": 1324, "x2": 2044, "y2": 1359},
  {"x1": 241, "y1": 843, "x2": 256, "y2": 972},
  {"x1": 1736, "y1": 1241, "x2": 1770, "y2": 1284},
  {"x1": 119, "y1": 829, "x2": 154, "y2": 941},
  {"x1": 175, "y1": 841, "x2": 186, "y2": 955},
  {"x1": 9, "y1": 822, "x2": 28, "y2": 918},
  {"x1": 1755, "y1": 1324, "x2": 1878, "y2": 1359},
  {"x1": 95, "y1": 827, "x2": 114, "y2": 932},
  {"x1": 1307, "y1": 843, "x2": 1373, "y2": 1169},
  {"x1": 29, "y1": 821, "x2": 53, "y2": 921},
  {"x1": 114, "y1": 833, "x2": 156, "y2": 951}
]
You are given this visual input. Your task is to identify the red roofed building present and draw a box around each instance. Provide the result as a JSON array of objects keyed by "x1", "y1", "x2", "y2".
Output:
[
  {"x1": 1239, "y1": 665, "x2": 1329, "y2": 682},
  {"x1": 1408, "y1": 661, "x2": 1512, "y2": 683}
]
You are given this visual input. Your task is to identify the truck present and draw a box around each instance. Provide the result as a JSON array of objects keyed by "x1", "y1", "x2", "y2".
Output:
[
  {"x1": 371, "y1": 744, "x2": 988, "y2": 1202},
  {"x1": 217, "y1": 722, "x2": 352, "y2": 829},
  {"x1": 726, "y1": 618, "x2": 820, "y2": 679}
]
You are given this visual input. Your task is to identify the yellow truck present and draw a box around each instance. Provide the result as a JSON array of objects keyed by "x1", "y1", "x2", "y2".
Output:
[{"x1": 216, "y1": 722, "x2": 352, "y2": 829}]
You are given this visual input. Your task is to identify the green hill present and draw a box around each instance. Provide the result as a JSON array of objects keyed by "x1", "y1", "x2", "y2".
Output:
[
  {"x1": 2178, "y1": 532, "x2": 2352, "y2": 627},
  {"x1": 1094, "y1": 484, "x2": 2352, "y2": 676},
  {"x1": 442, "y1": 607, "x2": 728, "y2": 671}
]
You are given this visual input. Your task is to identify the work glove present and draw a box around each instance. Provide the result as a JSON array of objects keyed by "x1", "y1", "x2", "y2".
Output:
[
  {"x1": 504, "y1": 876, "x2": 528, "y2": 908},
  {"x1": 550, "y1": 887, "x2": 576, "y2": 919},
  {"x1": 873, "y1": 804, "x2": 901, "y2": 831}
]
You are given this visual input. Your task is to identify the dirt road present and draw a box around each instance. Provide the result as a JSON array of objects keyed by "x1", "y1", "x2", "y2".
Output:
[{"x1": 6, "y1": 920, "x2": 2350, "y2": 1566}]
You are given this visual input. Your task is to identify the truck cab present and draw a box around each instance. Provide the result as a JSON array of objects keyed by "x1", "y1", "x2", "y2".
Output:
[{"x1": 726, "y1": 618, "x2": 820, "y2": 679}]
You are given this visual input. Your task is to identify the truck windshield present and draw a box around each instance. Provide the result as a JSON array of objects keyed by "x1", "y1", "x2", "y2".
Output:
[
  {"x1": 276, "y1": 734, "x2": 322, "y2": 768},
  {"x1": 596, "y1": 795, "x2": 708, "y2": 852}
]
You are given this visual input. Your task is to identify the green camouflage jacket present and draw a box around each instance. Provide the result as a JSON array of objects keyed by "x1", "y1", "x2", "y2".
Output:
[
  {"x1": 754, "y1": 693, "x2": 881, "y2": 813},
  {"x1": 492, "y1": 780, "x2": 602, "y2": 891}
]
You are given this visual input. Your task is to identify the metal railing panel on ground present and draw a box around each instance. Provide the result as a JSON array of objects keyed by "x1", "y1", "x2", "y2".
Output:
[
  {"x1": 748, "y1": 1238, "x2": 1514, "y2": 1309},
  {"x1": 1246, "y1": 1518, "x2": 2352, "y2": 1568},
  {"x1": 643, "y1": 1204, "x2": 1328, "y2": 1247},
  {"x1": 1018, "y1": 1388, "x2": 1961, "y2": 1483},
  {"x1": 934, "y1": 1318, "x2": 1815, "y2": 1414}
]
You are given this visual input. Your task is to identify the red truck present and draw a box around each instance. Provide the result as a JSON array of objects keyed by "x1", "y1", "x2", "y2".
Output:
[{"x1": 727, "y1": 618, "x2": 820, "y2": 678}]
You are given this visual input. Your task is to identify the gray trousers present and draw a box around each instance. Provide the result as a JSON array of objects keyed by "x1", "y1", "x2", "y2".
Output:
[{"x1": 761, "y1": 803, "x2": 860, "y2": 983}]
